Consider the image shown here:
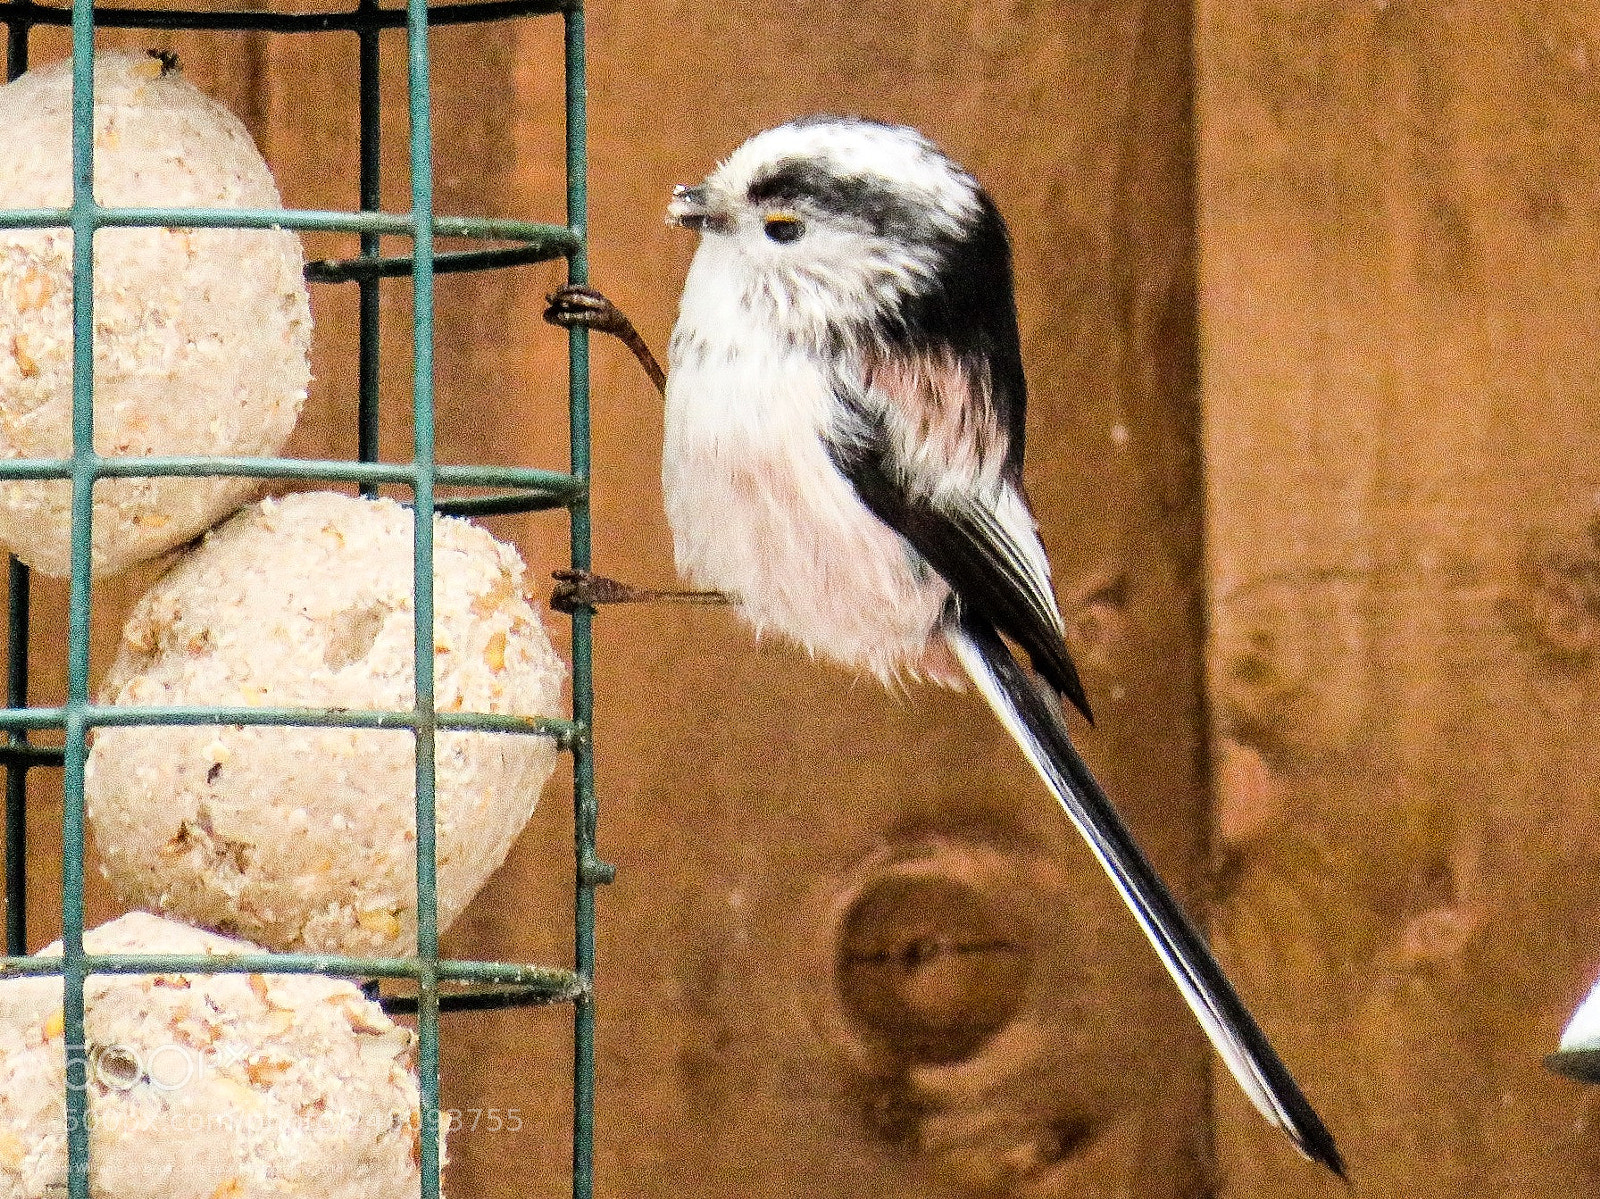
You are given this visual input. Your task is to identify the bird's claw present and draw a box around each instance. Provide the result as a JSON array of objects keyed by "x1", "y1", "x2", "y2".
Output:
[
  {"x1": 550, "y1": 569, "x2": 728, "y2": 614},
  {"x1": 543, "y1": 284, "x2": 632, "y2": 336},
  {"x1": 551, "y1": 569, "x2": 644, "y2": 613},
  {"x1": 542, "y1": 283, "x2": 668, "y2": 395}
]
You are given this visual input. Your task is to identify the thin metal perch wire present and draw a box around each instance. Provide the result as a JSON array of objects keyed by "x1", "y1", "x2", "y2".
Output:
[{"x1": 0, "y1": 5, "x2": 607, "y2": 1199}]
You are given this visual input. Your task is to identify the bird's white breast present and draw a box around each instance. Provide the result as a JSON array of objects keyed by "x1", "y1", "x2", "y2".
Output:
[{"x1": 663, "y1": 244, "x2": 951, "y2": 683}]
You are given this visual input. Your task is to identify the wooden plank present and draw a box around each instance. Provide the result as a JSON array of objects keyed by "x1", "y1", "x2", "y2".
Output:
[{"x1": 1196, "y1": 4, "x2": 1600, "y2": 1192}]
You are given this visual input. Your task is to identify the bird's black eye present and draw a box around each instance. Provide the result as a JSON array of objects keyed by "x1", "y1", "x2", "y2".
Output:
[{"x1": 764, "y1": 213, "x2": 805, "y2": 244}]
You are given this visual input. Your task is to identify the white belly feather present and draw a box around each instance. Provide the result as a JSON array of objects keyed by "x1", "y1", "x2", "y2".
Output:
[{"x1": 663, "y1": 267, "x2": 950, "y2": 684}]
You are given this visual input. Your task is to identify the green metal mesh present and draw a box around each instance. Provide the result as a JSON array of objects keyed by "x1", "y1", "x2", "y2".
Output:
[{"x1": 0, "y1": 5, "x2": 606, "y2": 1199}]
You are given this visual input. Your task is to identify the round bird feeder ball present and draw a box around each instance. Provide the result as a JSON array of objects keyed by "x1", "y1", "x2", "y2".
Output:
[
  {"x1": 86, "y1": 492, "x2": 567, "y2": 955},
  {"x1": 0, "y1": 912, "x2": 436, "y2": 1199},
  {"x1": 0, "y1": 51, "x2": 312, "y2": 577}
]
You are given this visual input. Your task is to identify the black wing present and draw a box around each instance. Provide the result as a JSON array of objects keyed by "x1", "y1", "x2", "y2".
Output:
[
  {"x1": 826, "y1": 184, "x2": 1089, "y2": 715},
  {"x1": 887, "y1": 190, "x2": 1031, "y2": 475},
  {"x1": 824, "y1": 379, "x2": 1093, "y2": 724}
]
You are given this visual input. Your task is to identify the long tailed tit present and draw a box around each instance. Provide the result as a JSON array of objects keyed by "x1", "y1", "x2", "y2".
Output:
[{"x1": 558, "y1": 115, "x2": 1342, "y2": 1176}]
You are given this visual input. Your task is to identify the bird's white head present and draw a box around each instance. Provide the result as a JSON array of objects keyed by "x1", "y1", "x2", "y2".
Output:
[{"x1": 667, "y1": 116, "x2": 988, "y2": 352}]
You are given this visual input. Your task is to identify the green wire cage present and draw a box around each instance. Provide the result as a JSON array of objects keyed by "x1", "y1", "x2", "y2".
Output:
[{"x1": 0, "y1": 4, "x2": 607, "y2": 1199}]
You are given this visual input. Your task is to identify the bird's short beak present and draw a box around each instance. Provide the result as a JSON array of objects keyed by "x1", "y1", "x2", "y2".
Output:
[{"x1": 667, "y1": 184, "x2": 721, "y2": 233}]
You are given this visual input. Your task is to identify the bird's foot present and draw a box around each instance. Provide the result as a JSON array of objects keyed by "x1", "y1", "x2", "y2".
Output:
[
  {"x1": 543, "y1": 284, "x2": 667, "y2": 394},
  {"x1": 550, "y1": 569, "x2": 728, "y2": 614},
  {"x1": 543, "y1": 283, "x2": 632, "y2": 337}
]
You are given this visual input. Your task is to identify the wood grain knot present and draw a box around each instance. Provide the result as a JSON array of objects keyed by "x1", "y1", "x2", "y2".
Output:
[
  {"x1": 1521, "y1": 519, "x2": 1600, "y2": 664},
  {"x1": 835, "y1": 874, "x2": 1030, "y2": 1065},
  {"x1": 1067, "y1": 570, "x2": 1128, "y2": 668}
]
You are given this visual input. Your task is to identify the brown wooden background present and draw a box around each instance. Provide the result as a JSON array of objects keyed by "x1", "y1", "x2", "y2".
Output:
[{"x1": 7, "y1": 2, "x2": 1600, "y2": 1196}]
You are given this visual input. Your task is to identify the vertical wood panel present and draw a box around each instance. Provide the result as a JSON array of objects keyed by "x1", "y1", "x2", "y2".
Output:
[
  {"x1": 1197, "y1": 4, "x2": 1600, "y2": 1193},
  {"x1": 562, "y1": 3, "x2": 1214, "y2": 1197}
]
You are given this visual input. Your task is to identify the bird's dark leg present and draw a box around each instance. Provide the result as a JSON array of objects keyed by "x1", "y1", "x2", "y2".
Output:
[
  {"x1": 543, "y1": 286, "x2": 723, "y2": 613},
  {"x1": 543, "y1": 284, "x2": 667, "y2": 396},
  {"x1": 551, "y1": 570, "x2": 728, "y2": 615}
]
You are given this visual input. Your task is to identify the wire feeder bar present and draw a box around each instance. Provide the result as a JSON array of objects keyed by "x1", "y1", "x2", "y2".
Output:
[
  {"x1": 0, "y1": 205, "x2": 577, "y2": 240},
  {"x1": 1, "y1": 0, "x2": 564, "y2": 34},
  {"x1": 0, "y1": 3, "x2": 607, "y2": 1198},
  {"x1": 307, "y1": 243, "x2": 574, "y2": 282},
  {"x1": 0, "y1": 705, "x2": 583, "y2": 749},
  {"x1": 0, "y1": 952, "x2": 584, "y2": 988}
]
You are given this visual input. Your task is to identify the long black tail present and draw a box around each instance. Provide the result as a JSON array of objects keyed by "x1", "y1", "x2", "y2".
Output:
[{"x1": 945, "y1": 613, "x2": 1345, "y2": 1179}]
